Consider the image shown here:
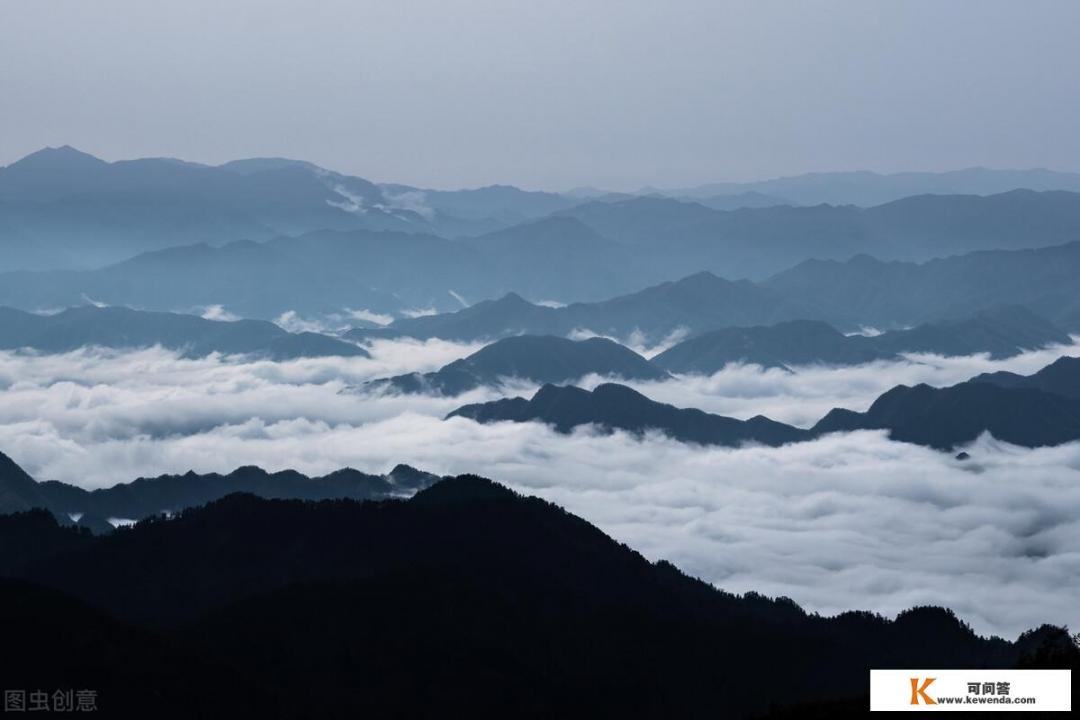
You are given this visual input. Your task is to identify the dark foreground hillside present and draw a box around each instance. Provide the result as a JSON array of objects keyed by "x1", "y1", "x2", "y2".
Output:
[{"x1": 0, "y1": 476, "x2": 1075, "y2": 718}]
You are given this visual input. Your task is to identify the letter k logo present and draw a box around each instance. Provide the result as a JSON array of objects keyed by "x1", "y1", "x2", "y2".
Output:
[{"x1": 910, "y1": 677, "x2": 937, "y2": 705}]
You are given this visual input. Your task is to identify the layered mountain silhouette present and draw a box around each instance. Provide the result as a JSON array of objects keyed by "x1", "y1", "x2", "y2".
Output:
[
  {"x1": 812, "y1": 382, "x2": 1080, "y2": 451},
  {"x1": 366, "y1": 335, "x2": 667, "y2": 396},
  {"x1": 970, "y1": 355, "x2": 1080, "y2": 399},
  {"x1": 652, "y1": 306, "x2": 1068, "y2": 373},
  {"x1": 658, "y1": 167, "x2": 1080, "y2": 206},
  {"x1": 8, "y1": 148, "x2": 1080, "y2": 321},
  {"x1": 449, "y1": 383, "x2": 809, "y2": 447},
  {"x1": 554, "y1": 190, "x2": 1080, "y2": 279},
  {"x1": 0, "y1": 450, "x2": 51, "y2": 514},
  {"x1": 350, "y1": 271, "x2": 808, "y2": 345},
  {"x1": 810, "y1": 356, "x2": 1080, "y2": 449},
  {"x1": 765, "y1": 240, "x2": 1080, "y2": 332},
  {"x1": 1, "y1": 475, "x2": 1072, "y2": 718},
  {"x1": 0, "y1": 305, "x2": 367, "y2": 359},
  {"x1": 0, "y1": 147, "x2": 587, "y2": 272},
  {"x1": 0, "y1": 449, "x2": 436, "y2": 530},
  {"x1": 449, "y1": 355, "x2": 1080, "y2": 451}
]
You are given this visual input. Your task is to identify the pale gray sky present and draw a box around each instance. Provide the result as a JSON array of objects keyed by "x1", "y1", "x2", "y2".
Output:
[{"x1": 1, "y1": 0, "x2": 1078, "y2": 190}]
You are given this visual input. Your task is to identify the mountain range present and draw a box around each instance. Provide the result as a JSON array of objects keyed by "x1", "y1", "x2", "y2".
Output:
[
  {"x1": 1, "y1": 474, "x2": 1072, "y2": 717},
  {"x1": 8, "y1": 148, "x2": 1080, "y2": 320},
  {"x1": 365, "y1": 335, "x2": 668, "y2": 396},
  {"x1": 765, "y1": 241, "x2": 1080, "y2": 332},
  {"x1": 552, "y1": 189, "x2": 1080, "y2": 279},
  {"x1": 0, "y1": 449, "x2": 437, "y2": 531},
  {"x1": 0, "y1": 147, "x2": 589, "y2": 272},
  {"x1": 0, "y1": 305, "x2": 367, "y2": 359},
  {"x1": 651, "y1": 306, "x2": 1069, "y2": 373},
  {"x1": 449, "y1": 356, "x2": 1080, "y2": 452},
  {"x1": 655, "y1": 167, "x2": 1080, "y2": 206},
  {"x1": 348, "y1": 271, "x2": 806, "y2": 344},
  {"x1": 449, "y1": 383, "x2": 809, "y2": 447},
  {"x1": 350, "y1": 258, "x2": 1080, "y2": 347}
]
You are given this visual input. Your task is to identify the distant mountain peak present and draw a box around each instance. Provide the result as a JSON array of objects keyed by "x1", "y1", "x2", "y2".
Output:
[
  {"x1": 410, "y1": 474, "x2": 519, "y2": 504},
  {"x1": 6, "y1": 145, "x2": 105, "y2": 170}
]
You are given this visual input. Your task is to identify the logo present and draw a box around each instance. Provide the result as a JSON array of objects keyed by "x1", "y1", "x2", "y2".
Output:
[
  {"x1": 870, "y1": 669, "x2": 1070, "y2": 712},
  {"x1": 910, "y1": 677, "x2": 937, "y2": 705}
]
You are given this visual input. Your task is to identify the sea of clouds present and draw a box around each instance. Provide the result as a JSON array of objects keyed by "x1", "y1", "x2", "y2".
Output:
[{"x1": 1, "y1": 337, "x2": 1078, "y2": 639}]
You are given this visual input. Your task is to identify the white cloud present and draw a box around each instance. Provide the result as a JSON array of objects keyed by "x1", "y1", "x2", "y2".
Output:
[
  {"x1": 568, "y1": 325, "x2": 690, "y2": 358},
  {"x1": 346, "y1": 308, "x2": 394, "y2": 326},
  {"x1": 0, "y1": 341, "x2": 1078, "y2": 639},
  {"x1": 200, "y1": 305, "x2": 241, "y2": 322},
  {"x1": 272, "y1": 310, "x2": 335, "y2": 334},
  {"x1": 401, "y1": 307, "x2": 439, "y2": 319}
]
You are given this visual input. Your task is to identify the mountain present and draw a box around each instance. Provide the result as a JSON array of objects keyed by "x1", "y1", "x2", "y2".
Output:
[
  {"x1": 810, "y1": 355, "x2": 1080, "y2": 450},
  {"x1": 812, "y1": 382, "x2": 1080, "y2": 451},
  {"x1": 448, "y1": 383, "x2": 809, "y2": 447},
  {"x1": 693, "y1": 191, "x2": 791, "y2": 210},
  {"x1": 0, "y1": 305, "x2": 368, "y2": 359},
  {"x1": 652, "y1": 307, "x2": 1069, "y2": 374},
  {"x1": 380, "y1": 182, "x2": 581, "y2": 234},
  {"x1": 653, "y1": 320, "x2": 879, "y2": 372},
  {"x1": 0, "y1": 146, "x2": 435, "y2": 272},
  {"x1": 660, "y1": 167, "x2": 1080, "y2": 206},
  {"x1": 0, "y1": 231, "x2": 457, "y2": 318},
  {"x1": 765, "y1": 240, "x2": 1080, "y2": 332},
  {"x1": 459, "y1": 216, "x2": 648, "y2": 301},
  {"x1": 36, "y1": 464, "x2": 438, "y2": 524},
  {"x1": 348, "y1": 292, "x2": 564, "y2": 341},
  {"x1": 0, "y1": 450, "x2": 50, "y2": 514},
  {"x1": 367, "y1": 335, "x2": 668, "y2": 396},
  {"x1": 0, "y1": 223, "x2": 647, "y2": 320},
  {"x1": 352, "y1": 271, "x2": 811, "y2": 345},
  {"x1": 556, "y1": 190, "x2": 1080, "y2": 280},
  {"x1": 970, "y1": 356, "x2": 1080, "y2": 399},
  {"x1": 0, "y1": 448, "x2": 438, "y2": 529},
  {"x1": 2, "y1": 476, "x2": 1069, "y2": 718},
  {"x1": 451, "y1": 355, "x2": 1080, "y2": 451}
]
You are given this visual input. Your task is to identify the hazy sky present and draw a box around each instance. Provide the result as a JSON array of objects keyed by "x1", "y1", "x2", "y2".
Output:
[{"x1": 2, "y1": 0, "x2": 1078, "y2": 189}]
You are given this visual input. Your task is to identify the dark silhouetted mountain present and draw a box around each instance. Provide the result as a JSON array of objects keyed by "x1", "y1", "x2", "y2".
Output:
[
  {"x1": 652, "y1": 307, "x2": 1069, "y2": 373},
  {"x1": 765, "y1": 240, "x2": 1080, "y2": 332},
  {"x1": 1, "y1": 447, "x2": 439, "y2": 532},
  {"x1": 866, "y1": 306, "x2": 1070, "y2": 358},
  {"x1": 0, "y1": 451, "x2": 439, "y2": 530},
  {"x1": 353, "y1": 271, "x2": 812, "y2": 345},
  {"x1": 970, "y1": 355, "x2": 1080, "y2": 399},
  {"x1": 368, "y1": 335, "x2": 667, "y2": 396},
  {"x1": 3, "y1": 476, "x2": 1070, "y2": 718},
  {"x1": 812, "y1": 355, "x2": 1080, "y2": 449},
  {"x1": 812, "y1": 382, "x2": 1080, "y2": 451},
  {"x1": 35, "y1": 464, "x2": 439, "y2": 525},
  {"x1": 449, "y1": 383, "x2": 809, "y2": 447},
  {"x1": 0, "y1": 305, "x2": 367, "y2": 359},
  {"x1": 660, "y1": 167, "x2": 1080, "y2": 206},
  {"x1": 450, "y1": 355, "x2": 1080, "y2": 452},
  {"x1": 0, "y1": 450, "x2": 50, "y2": 514}
]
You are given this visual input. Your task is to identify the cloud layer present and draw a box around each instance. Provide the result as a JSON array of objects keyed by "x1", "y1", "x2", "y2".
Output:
[{"x1": 1, "y1": 339, "x2": 1078, "y2": 638}]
